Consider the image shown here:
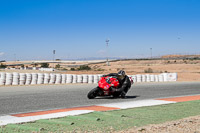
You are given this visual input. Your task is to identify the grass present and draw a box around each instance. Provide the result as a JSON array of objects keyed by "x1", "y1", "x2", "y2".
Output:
[{"x1": 1, "y1": 100, "x2": 200, "y2": 132}]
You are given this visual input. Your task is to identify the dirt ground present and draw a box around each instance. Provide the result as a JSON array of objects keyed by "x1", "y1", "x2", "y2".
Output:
[
  {"x1": 2, "y1": 59, "x2": 200, "y2": 81},
  {"x1": 87, "y1": 59, "x2": 200, "y2": 82},
  {"x1": 120, "y1": 115, "x2": 200, "y2": 133},
  {"x1": 48, "y1": 59, "x2": 200, "y2": 82}
]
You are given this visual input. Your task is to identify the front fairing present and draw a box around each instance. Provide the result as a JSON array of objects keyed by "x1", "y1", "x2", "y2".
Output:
[
  {"x1": 98, "y1": 76, "x2": 119, "y2": 95},
  {"x1": 98, "y1": 78, "x2": 110, "y2": 90}
]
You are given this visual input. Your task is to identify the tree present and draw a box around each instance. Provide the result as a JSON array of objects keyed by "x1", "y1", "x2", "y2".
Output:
[
  {"x1": 77, "y1": 65, "x2": 91, "y2": 70},
  {"x1": 0, "y1": 63, "x2": 7, "y2": 68},
  {"x1": 55, "y1": 64, "x2": 60, "y2": 69},
  {"x1": 40, "y1": 63, "x2": 49, "y2": 68},
  {"x1": 21, "y1": 64, "x2": 24, "y2": 68},
  {"x1": 70, "y1": 68, "x2": 76, "y2": 71},
  {"x1": 33, "y1": 63, "x2": 39, "y2": 67}
]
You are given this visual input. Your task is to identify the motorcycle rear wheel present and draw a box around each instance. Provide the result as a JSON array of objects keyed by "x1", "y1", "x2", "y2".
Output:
[
  {"x1": 112, "y1": 92, "x2": 121, "y2": 98},
  {"x1": 87, "y1": 87, "x2": 100, "y2": 99}
]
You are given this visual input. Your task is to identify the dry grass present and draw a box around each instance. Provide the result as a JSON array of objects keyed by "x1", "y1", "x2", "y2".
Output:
[
  {"x1": 87, "y1": 59, "x2": 200, "y2": 81},
  {"x1": 2, "y1": 59, "x2": 200, "y2": 81}
]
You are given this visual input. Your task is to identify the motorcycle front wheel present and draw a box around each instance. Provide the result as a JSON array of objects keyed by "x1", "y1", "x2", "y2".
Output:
[{"x1": 87, "y1": 87, "x2": 100, "y2": 99}]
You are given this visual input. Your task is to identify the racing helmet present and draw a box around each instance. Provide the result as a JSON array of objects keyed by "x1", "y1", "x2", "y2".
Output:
[{"x1": 117, "y1": 70, "x2": 125, "y2": 80}]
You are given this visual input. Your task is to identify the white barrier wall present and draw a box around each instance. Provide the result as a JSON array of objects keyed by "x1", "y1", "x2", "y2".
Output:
[
  {"x1": 0, "y1": 72, "x2": 177, "y2": 86},
  {"x1": 61, "y1": 74, "x2": 66, "y2": 84},
  {"x1": 25, "y1": 73, "x2": 32, "y2": 85},
  {"x1": 167, "y1": 73, "x2": 177, "y2": 81},
  {"x1": 13, "y1": 72, "x2": 19, "y2": 85},
  {"x1": 49, "y1": 73, "x2": 56, "y2": 84},
  {"x1": 77, "y1": 75, "x2": 83, "y2": 83},
  {"x1": 0, "y1": 72, "x2": 6, "y2": 85},
  {"x1": 19, "y1": 73, "x2": 26, "y2": 85},
  {"x1": 155, "y1": 75, "x2": 159, "y2": 82},
  {"x1": 88, "y1": 75, "x2": 94, "y2": 84},
  {"x1": 72, "y1": 75, "x2": 77, "y2": 83},
  {"x1": 150, "y1": 75, "x2": 155, "y2": 82},
  {"x1": 93, "y1": 75, "x2": 99, "y2": 83},
  {"x1": 158, "y1": 74, "x2": 164, "y2": 82},
  {"x1": 37, "y1": 73, "x2": 44, "y2": 84},
  {"x1": 146, "y1": 74, "x2": 150, "y2": 82},
  {"x1": 5, "y1": 73, "x2": 13, "y2": 85},
  {"x1": 136, "y1": 75, "x2": 142, "y2": 82},
  {"x1": 66, "y1": 74, "x2": 73, "y2": 83},
  {"x1": 55, "y1": 74, "x2": 61, "y2": 84},
  {"x1": 142, "y1": 75, "x2": 146, "y2": 82},
  {"x1": 82, "y1": 75, "x2": 88, "y2": 83},
  {"x1": 31, "y1": 73, "x2": 38, "y2": 85},
  {"x1": 44, "y1": 73, "x2": 50, "y2": 84}
]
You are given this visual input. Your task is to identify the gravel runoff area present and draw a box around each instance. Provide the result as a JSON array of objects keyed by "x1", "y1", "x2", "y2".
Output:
[{"x1": 122, "y1": 115, "x2": 200, "y2": 133}]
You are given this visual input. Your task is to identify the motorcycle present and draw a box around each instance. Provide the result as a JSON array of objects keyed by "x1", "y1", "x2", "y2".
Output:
[{"x1": 87, "y1": 76, "x2": 133, "y2": 99}]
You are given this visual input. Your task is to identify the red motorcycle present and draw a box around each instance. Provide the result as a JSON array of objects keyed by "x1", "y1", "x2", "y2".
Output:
[{"x1": 87, "y1": 76, "x2": 133, "y2": 99}]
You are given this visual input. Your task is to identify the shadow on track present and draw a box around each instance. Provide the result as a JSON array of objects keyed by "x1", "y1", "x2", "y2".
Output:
[
  {"x1": 94, "y1": 95, "x2": 140, "y2": 99},
  {"x1": 125, "y1": 95, "x2": 140, "y2": 99}
]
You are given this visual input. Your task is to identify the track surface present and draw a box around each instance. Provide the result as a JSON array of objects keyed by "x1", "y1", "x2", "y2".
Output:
[{"x1": 0, "y1": 82, "x2": 200, "y2": 116}]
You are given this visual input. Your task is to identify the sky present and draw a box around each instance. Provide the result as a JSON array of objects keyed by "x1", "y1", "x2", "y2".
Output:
[{"x1": 0, "y1": 0, "x2": 200, "y2": 61}]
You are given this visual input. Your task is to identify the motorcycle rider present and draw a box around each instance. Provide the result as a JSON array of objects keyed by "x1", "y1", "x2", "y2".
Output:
[{"x1": 103, "y1": 70, "x2": 131, "y2": 98}]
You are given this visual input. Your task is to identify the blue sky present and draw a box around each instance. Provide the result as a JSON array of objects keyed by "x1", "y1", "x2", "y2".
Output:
[{"x1": 0, "y1": 0, "x2": 200, "y2": 61}]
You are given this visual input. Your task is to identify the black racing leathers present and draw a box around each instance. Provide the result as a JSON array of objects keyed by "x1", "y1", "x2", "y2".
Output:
[{"x1": 104, "y1": 73, "x2": 131, "y2": 93}]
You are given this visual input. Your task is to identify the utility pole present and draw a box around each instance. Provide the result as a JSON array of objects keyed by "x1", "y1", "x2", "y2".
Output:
[
  {"x1": 150, "y1": 48, "x2": 152, "y2": 59},
  {"x1": 106, "y1": 39, "x2": 110, "y2": 66},
  {"x1": 53, "y1": 50, "x2": 55, "y2": 69},
  {"x1": 14, "y1": 54, "x2": 16, "y2": 62}
]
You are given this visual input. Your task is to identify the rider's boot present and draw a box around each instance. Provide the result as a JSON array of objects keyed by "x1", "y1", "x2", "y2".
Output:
[{"x1": 120, "y1": 91, "x2": 126, "y2": 98}]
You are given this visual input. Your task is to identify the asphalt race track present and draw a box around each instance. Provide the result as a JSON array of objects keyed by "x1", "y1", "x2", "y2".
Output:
[{"x1": 0, "y1": 82, "x2": 200, "y2": 116}]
